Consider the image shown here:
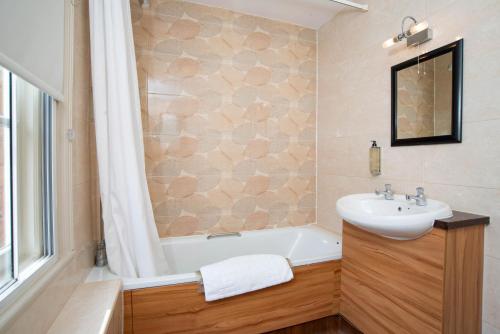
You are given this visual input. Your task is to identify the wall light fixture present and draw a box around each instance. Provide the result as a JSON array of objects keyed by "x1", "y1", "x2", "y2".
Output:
[{"x1": 382, "y1": 16, "x2": 432, "y2": 48}]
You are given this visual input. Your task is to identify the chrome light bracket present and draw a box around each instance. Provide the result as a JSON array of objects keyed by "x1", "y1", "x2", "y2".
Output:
[{"x1": 407, "y1": 28, "x2": 433, "y2": 47}]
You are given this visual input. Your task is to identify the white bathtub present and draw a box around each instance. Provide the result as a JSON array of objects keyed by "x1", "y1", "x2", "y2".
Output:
[{"x1": 86, "y1": 224, "x2": 342, "y2": 290}]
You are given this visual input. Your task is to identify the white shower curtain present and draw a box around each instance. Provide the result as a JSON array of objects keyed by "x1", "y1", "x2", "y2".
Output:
[{"x1": 89, "y1": 0, "x2": 169, "y2": 277}]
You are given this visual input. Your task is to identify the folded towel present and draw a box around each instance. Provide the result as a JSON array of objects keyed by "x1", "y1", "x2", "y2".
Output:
[{"x1": 199, "y1": 254, "x2": 294, "y2": 302}]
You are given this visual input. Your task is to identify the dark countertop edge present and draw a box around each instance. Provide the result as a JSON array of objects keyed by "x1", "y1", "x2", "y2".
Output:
[{"x1": 434, "y1": 210, "x2": 490, "y2": 230}]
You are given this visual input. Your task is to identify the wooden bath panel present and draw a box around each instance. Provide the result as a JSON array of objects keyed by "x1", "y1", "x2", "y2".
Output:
[
  {"x1": 125, "y1": 260, "x2": 341, "y2": 334},
  {"x1": 124, "y1": 291, "x2": 133, "y2": 334}
]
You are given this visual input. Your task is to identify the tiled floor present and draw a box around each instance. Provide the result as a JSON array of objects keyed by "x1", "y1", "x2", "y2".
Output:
[{"x1": 266, "y1": 315, "x2": 361, "y2": 334}]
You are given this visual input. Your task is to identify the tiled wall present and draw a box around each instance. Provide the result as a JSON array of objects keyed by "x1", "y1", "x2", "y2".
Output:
[
  {"x1": 72, "y1": 0, "x2": 97, "y2": 258},
  {"x1": 131, "y1": 0, "x2": 317, "y2": 237},
  {"x1": 318, "y1": 0, "x2": 500, "y2": 332}
]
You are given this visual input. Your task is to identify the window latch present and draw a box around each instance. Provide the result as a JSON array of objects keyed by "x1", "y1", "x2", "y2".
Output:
[
  {"x1": 66, "y1": 129, "x2": 75, "y2": 142},
  {"x1": 0, "y1": 117, "x2": 10, "y2": 128}
]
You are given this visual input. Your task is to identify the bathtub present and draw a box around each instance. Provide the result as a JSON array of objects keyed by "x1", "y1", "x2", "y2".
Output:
[
  {"x1": 86, "y1": 224, "x2": 342, "y2": 290},
  {"x1": 89, "y1": 224, "x2": 343, "y2": 333}
]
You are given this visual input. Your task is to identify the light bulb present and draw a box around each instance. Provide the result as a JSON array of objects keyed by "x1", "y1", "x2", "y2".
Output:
[
  {"x1": 382, "y1": 37, "x2": 396, "y2": 48},
  {"x1": 410, "y1": 21, "x2": 429, "y2": 34}
]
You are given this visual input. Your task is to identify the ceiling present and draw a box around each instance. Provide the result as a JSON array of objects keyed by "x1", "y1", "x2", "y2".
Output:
[{"x1": 186, "y1": 0, "x2": 367, "y2": 29}]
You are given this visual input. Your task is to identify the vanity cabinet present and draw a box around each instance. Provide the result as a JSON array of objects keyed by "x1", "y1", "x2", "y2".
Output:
[{"x1": 341, "y1": 211, "x2": 488, "y2": 334}]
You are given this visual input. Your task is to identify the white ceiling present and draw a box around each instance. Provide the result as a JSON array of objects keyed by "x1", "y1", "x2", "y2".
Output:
[{"x1": 186, "y1": 0, "x2": 367, "y2": 29}]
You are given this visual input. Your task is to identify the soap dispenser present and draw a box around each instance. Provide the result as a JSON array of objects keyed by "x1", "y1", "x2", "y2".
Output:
[{"x1": 369, "y1": 140, "x2": 381, "y2": 176}]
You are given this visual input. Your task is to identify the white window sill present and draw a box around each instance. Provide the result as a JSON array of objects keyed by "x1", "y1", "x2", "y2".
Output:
[
  {"x1": 0, "y1": 255, "x2": 55, "y2": 302},
  {"x1": 0, "y1": 251, "x2": 74, "y2": 330}
]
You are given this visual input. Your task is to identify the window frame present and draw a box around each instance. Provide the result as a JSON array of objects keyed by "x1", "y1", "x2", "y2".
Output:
[
  {"x1": 0, "y1": 71, "x2": 13, "y2": 292},
  {"x1": 0, "y1": 71, "x2": 55, "y2": 300}
]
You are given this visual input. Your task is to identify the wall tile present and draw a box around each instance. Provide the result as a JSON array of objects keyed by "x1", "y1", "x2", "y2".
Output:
[
  {"x1": 484, "y1": 321, "x2": 500, "y2": 334},
  {"x1": 132, "y1": 0, "x2": 316, "y2": 237},
  {"x1": 423, "y1": 120, "x2": 500, "y2": 188},
  {"x1": 484, "y1": 256, "x2": 500, "y2": 329},
  {"x1": 318, "y1": 0, "x2": 500, "y2": 328}
]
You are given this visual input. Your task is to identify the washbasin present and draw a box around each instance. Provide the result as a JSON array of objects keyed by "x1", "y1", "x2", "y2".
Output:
[{"x1": 336, "y1": 193, "x2": 453, "y2": 240}]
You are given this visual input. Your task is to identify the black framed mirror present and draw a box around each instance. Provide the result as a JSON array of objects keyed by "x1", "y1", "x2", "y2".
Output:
[{"x1": 391, "y1": 39, "x2": 463, "y2": 146}]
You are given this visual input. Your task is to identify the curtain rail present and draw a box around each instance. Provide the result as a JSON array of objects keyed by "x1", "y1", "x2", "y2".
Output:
[
  {"x1": 139, "y1": 0, "x2": 368, "y2": 11},
  {"x1": 328, "y1": 0, "x2": 368, "y2": 11}
]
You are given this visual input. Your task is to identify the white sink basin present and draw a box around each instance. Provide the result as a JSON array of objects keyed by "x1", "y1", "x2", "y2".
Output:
[{"x1": 336, "y1": 193, "x2": 453, "y2": 240}]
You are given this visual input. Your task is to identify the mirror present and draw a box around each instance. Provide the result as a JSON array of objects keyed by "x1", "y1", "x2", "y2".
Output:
[{"x1": 391, "y1": 39, "x2": 463, "y2": 146}]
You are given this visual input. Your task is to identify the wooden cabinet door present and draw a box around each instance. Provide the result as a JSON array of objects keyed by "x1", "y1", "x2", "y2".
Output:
[{"x1": 341, "y1": 223, "x2": 446, "y2": 334}]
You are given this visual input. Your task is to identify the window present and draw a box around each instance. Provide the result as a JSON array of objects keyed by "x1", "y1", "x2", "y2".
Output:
[{"x1": 0, "y1": 65, "x2": 54, "y2": 294}]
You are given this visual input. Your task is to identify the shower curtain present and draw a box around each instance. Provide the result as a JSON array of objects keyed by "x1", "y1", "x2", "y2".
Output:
[{"x1": 89, "y1": 0, "x2": 169, "y2": 277}]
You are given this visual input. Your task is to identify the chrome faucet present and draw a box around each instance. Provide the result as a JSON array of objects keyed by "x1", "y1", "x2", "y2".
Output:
[
  {"x1": 406, "y1": 187, "x2": 427, "y2": 206},
  {"x1": 375, "y1": 184, "x2": 394, "y2": 200}
]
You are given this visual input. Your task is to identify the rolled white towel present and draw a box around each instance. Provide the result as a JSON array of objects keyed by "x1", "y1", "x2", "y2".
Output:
[{"x1": 199, "y1": 254, "x2": 294, "y2": 302}]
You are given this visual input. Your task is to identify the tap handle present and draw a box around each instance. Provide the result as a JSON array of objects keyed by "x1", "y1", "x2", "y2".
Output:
[
  {"x1": 385, "y1": 184, "x2": 392, "y2": 191},
  {"x1": 416, "y1": 187, "x2": 424, "y2": 195}
]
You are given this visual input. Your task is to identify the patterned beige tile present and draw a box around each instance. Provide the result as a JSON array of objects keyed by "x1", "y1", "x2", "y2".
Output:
[
  {"x1": 132, "y1": 0, "x2": 316, "y2": 237},
  {"x1": 167, "y1": 176, "x2": 198, "y2": 198},
  {"x1": 244, "y1": 139, "x2": 269, "y2": 159},
  {"x1": 232, "y1": 196, "x2": 257, "y2": 218},
  {"x1": 167, "y1": 216, "x2": 199, "y2": 236},
  {"x1": 167, "y1": 136, "x2": 198, "y2": 158},
  {"x1": 244, "y1": 67, "x2": 272, "y2": 86},
  {"x1": 244, "y1": 176, "x2": 270, "y2": 196},
  {"x1": 168, "y1": 19, "x2": 201, "y2": 40},
  {"x1": 245, "y1": 32, "x2": 272, "y2": 51},
  {"x1": 218, "y1": 215, "x2": 245, "y2": 232},
  {"x1": 244, "y1": 211, "x2": 270, "y2": 230}
]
